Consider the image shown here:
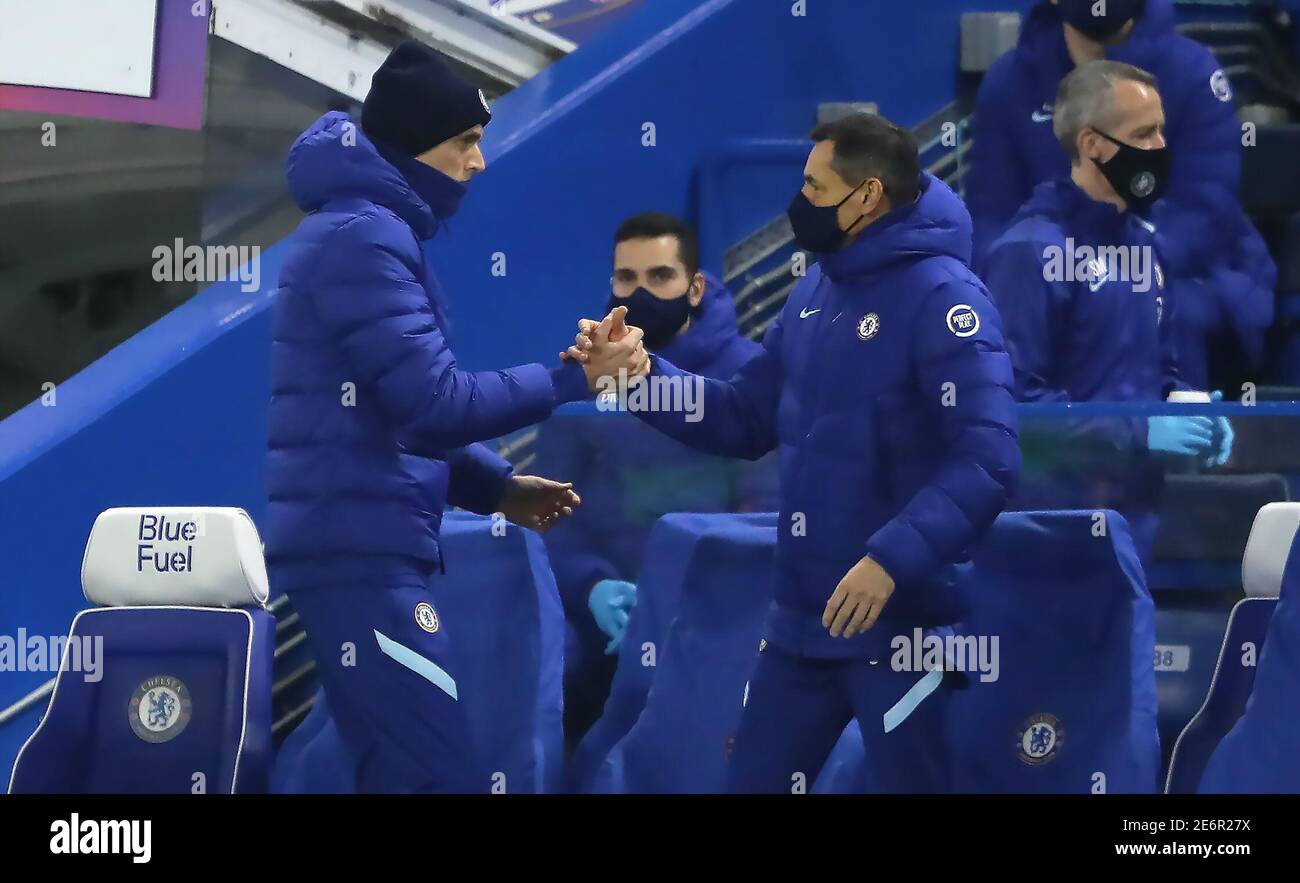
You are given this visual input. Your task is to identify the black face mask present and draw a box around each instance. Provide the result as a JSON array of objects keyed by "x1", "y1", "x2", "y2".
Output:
[
  {"x1": 1091, "y1": 128, "x2": 1169, "y2": 211},
  {"x1": 786, "y1": 180, "x2": 869, "y2": 254},
  {"x1": 1058, "y1": 0, "x2": 1145, "y2": 42},
  {"x1": 605, "y1": 281, "x2": 697, "y2": 350}
]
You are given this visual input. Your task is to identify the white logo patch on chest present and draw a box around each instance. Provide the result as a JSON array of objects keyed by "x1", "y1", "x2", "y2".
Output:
[{"x1": 857, "y1": 313, "x2": 880, "y2": 340}]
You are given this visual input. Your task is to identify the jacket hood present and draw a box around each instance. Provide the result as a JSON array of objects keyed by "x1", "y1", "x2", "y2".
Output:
[
  {"x1": 819, "y1": 172, "x2": 972, "y2": 282},
  {"x1": 657, "y1": 273, "x2": 746, "y2": 372},
  {"x1": 287, "y1": 111, "x2": 455, "y2": 239}
]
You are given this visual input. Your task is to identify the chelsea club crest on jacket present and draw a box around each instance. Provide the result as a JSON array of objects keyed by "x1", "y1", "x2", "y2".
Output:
[{"x1": 637, "y1": 173, "x2": 1021, "y2": 658}]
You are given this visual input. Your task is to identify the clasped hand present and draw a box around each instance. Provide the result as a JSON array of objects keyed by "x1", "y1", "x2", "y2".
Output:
[{"x1": 559, "y1": 305, "x2": 652, "y2": 391}]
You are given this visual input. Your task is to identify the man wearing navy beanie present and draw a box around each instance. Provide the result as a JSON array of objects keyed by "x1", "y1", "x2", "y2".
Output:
[
  {"x1": 361, "y1": 40, "x2": 493, "y2": 161},
  {"x1": 268, "y1": 40, "x2": 650, "y2": 793}
]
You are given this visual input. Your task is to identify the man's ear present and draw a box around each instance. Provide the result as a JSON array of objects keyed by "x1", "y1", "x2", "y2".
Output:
[
  {"x1": 1078, "y1": 128, "x2": 1103, "y2": 163},
  {"x1": 688, "y1": 272, "x2": 706, "y2": 308},
  {"x1": 863, "y1": 178, "x2": 889, "y2": 218}
]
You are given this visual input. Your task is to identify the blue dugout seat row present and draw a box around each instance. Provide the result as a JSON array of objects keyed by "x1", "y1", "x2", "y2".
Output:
[
  {"x1": 42, "y1": 500, "x2": 1288, "y2": 795},
  {"x1": 579, "y1": 509, "x2": 1161, "y2": 794},
  {"x1": 9, "y1": 507, "x2": 275, "y2": 794}
]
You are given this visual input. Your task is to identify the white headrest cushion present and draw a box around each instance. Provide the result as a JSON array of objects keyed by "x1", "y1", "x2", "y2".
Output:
[
  {"x1": 82, "y1": 507, "x2": 269, "y2": 608},
  {"x1": 1242, "y1": 502, "x2": 1300, "y2": 599}
]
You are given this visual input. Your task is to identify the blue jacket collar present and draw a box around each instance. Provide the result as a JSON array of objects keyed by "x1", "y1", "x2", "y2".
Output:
[
  {"x1": 372, "y1": 140, "x2": 468, "y2": 233},
  {"x1": 817, "y1": 172, "x2": 972, "y2": 284},
  {"x1": 1024, "y1": 177, "x2": 1131, "y2": 237},
  {"x1": 286, "y1": 112, "x2": 466, "y2": 241},
  {"x1": 656, "y1": 273, "x2": 745, "y2": 374}
]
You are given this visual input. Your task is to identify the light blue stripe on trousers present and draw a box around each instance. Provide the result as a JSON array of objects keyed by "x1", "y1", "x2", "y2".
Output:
[
  {"x1": 373, "y1": 630, "x2": 459, "y2": 701},
  {"x1": 882, "y1": 668, "x2": 944, "y2": 733}
]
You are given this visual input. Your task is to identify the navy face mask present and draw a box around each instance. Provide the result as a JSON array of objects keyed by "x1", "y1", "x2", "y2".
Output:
[
  {"x1": 1058, "y1": 0, "x2": 1145, "y2": 42},
  {"x1": 605, "y1": 280, "x2": 697, "y2": 350},
  {"x1": 786, "y1": 180, "x2": 868, "y2": 254},
  {"x1": 375, "y1": 141, "x2": 468, "y2": 222},
  {"x1": 1091, "y1": 128, "x2": 1169, "y2": 211}
]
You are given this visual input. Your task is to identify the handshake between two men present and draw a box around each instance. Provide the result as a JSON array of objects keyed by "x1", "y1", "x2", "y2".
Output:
[
  {"x1": 559, "y1": 305, "x2": 652, "y2": 387},
  {"x1": 495, "y1": 305, "x2": 652, "y2": 536}
]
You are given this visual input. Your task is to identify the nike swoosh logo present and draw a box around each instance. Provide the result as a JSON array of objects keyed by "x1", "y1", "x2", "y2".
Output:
[
  {"x1": 1031, "y1": 110, "x2": 1053, "y2": 123},
  {"x1": 799, "y1": 308, "x2": 821, "y2": 319}
]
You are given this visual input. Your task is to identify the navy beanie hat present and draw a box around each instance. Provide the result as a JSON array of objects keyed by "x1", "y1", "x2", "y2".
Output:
[
  {"x1": 361, "y1": 40, "x2": 492, "y2": 157},
  {"x1": 1057, "y1": 0, "x2": 1146, "y2": 41}
]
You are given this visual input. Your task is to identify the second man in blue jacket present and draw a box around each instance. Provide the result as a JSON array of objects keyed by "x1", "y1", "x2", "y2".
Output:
[{"x1": 569, "y1": 113, "x2": 1021, "y2": 792}]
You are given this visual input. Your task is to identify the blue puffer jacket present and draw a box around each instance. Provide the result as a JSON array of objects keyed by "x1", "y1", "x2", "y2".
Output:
[
  {"x1": 267, "y1": 112, "x2": 588, "y2": 592},
  {"x1": 985, "y1": 177, "x2": 1184, "y2": 407},
  {"x1": 982, "y1": 177, "x2": 1184, "y2": 552},
  {"x1": 635, "y1": 174, "x2": 1021, "y2": 658},
  {"x1": 967, "y1": 0, "x2": 1275, "y2": 380}
]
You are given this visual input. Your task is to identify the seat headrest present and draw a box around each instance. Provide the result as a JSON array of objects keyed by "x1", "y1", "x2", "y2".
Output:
[
  {"x1": 1242, "y1": 503, "x2": 1300, "y2": 599},
  {"x1": 81, "y1": 507, "x2": 269, "y2": 608}
]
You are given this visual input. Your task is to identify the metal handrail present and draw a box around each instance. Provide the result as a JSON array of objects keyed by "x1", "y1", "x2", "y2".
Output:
[{"x1": 0, "y1": 679, "x2": 54, "y2": 728}]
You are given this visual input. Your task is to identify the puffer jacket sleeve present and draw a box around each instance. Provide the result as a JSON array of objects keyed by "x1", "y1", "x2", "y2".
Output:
[
  {"x1": 634, "y1": 316, "x2": 783, "y2": 461},
  {"x1": 446, "y1": 443, "x2": 514, "y2": 515},
  {"x1": 307, "y1": 209, "x2": 586, "y2": 449},
  {"x1": 863, "y1": 279, "x2": 1021, "y2": 588}
]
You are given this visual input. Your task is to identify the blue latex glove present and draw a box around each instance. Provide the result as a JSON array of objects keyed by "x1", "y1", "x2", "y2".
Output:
[
  {"x1": 589, "y1": 579, "x2": 637, "y2": 655},
  {"x1": 1148, "y1": 415, "x2": 1215, "y2": 456},
  {"x1": 1207, "y1": 390, "x2": 1234, "y2": 467}
]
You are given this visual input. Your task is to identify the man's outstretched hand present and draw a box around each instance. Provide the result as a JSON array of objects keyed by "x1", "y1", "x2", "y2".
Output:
[
  {"x1": 823, "y1": 555, "x2": 895, "y2": 639},
  {"x1": 560, "y1": 305, "x2": 650, "y2": 390},
  {"x1": 499, "y1": 475, "x2": 581, "y2": 533}
]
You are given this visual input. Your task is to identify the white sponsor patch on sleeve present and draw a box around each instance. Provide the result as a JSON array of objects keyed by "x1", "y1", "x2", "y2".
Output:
[
  {"x1": 1210, "y1": 69, "x2": 1232, "y2": 103},
  {"x1": 946, "y1": 303, "x2": 980, "y2": 338}
]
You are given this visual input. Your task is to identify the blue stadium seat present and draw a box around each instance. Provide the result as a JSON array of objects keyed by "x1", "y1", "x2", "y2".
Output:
[
  {"x1": 945, "y1": 510, "x2": 1159, "y2": 793},
  {"x1": 437, "y1": 512, "x2": 565, "y2": 793},
  {"x1": 1196, "y1": 503, "x2": 1300, "y2": 793},
  {"x1": 585, "y1": 513, "x2": 777, "y2": 793},
  {"x1": 8, "y1": 507, "x2": 275, "y2": 794},
  {"x1": 1153, "y1": 606, "x2": 1231, "y2": 768},
  {"x1": 1163, "y1": 601, "x2": 1275, "y2": 792},
  {"x1": 815, "y1": 511, "x2": 1160, "y2": 793},
  {"x1": 269, "y1": 512, "x2": 565, "y2": 793},
  {"x1": 1165, "y1": 502, "x2": 1298, "y2": 792},
  {"x1": 812, "y1": 721, "x2": 868, "y2": 793},
  {"x1": 268, "y1": 687, "x2": 352, "y2": 793},
  {"x1": 568, "y1": 512, "x2": 777, "y2": 791}
]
